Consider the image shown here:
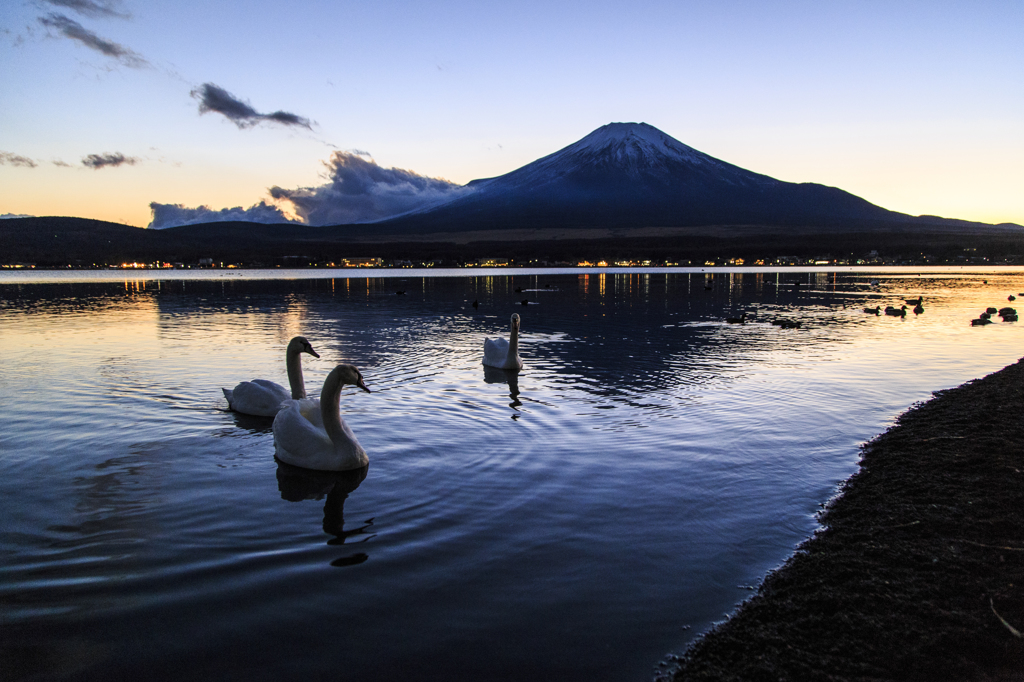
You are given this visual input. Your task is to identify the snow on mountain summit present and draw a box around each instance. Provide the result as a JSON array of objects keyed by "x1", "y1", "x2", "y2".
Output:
[
  {"x1": 483, "y1": 121, "x2": 778, "y2": 191},
  {"x1": 566, "y1": 122, "x2": 710, "y2": 166}
]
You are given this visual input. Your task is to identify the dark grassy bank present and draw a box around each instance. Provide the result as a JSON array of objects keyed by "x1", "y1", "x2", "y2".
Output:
[{"x1": 664, "y1": 359, "x2": 1024, "y2": 681}]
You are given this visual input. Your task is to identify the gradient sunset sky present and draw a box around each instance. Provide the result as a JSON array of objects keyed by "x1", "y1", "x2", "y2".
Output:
[{"x1": 2, "y1": 0, "x2": 1021, "y2": 228}]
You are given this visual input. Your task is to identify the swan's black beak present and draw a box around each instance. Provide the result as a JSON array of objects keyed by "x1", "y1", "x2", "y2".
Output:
[
  {"x1": 356, "y1": 377, "x2": 371, "y2": 393},
  {"x1": 305, "y1": 343, "x2": 320, "y2": 358}
]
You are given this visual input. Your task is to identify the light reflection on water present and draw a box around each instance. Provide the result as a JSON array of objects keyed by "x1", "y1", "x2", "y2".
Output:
[{"x1": 1, "y1": 270, "x2": 1023, "y2": 681}]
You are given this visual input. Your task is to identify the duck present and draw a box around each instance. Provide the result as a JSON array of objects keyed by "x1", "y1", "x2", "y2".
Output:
[
  {"x1": 472, "y1": 299, "x2": 479, "y2": 309},
  {"x1": 884, "y1": 305, "x2": 907, "y2": 317},
  {"x1": 483, "y1": 313, "x2": 523, "y2": 370},
  {"x1": 223, "y1": 336, "x2": 320, "y2": 417},
  {"x1": 863, "y1": 306, "x2": 881, "y2": 315},
  {"x1": 272, "y1": 364, "x2": 371, "y2": 471},
  {"x1": 725, "y1": 313, "x2": 747, "y2": 324},
  {"x1": 972, "y1": 318, "x2": 992, "y2": 326},
  {"x1": 913, "y1": 303, "x2": 924, "y2": 315},
  {"x1": 905, "y1": 296, "x2": 923, "y2": 306}
]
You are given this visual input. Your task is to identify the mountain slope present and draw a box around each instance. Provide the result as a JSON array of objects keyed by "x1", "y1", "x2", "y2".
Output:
[{"x1": 369, "y1": 122, "x2": 913, "y2": 234}]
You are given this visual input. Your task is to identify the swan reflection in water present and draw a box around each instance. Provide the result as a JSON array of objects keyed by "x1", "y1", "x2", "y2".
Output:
[
  {"x1": 275, "y1": 461, "x2": 374, "y2": 567},
  {"x1": 483, "y1": 365, "x2": 522, "y2": 411},
  {"x1": 229, "y1": 411, "x2": 275, "y2": 434}
]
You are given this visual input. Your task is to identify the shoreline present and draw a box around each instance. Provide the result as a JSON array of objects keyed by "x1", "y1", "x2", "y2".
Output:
[{"x1": 665, "y1": 358, "x2": 1024, "y2": 681}]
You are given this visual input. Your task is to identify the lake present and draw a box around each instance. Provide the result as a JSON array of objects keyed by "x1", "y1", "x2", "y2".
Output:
[{"x1": 2, "y1": 267, "x2": 1022, "y2": 681}]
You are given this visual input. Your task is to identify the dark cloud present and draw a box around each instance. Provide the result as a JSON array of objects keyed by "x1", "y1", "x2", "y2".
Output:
[
  {"x1": 82, "y1": 152, "x2": 139, "y2": 169},
  {"x1": 0, "y1": 151, "x2": 38, "y2": 168},
  {"x1": 148, "y1": 201, "x2": 293, "y2": 230},
  {"x1": 191, "y1": 83, "x2": 312, "y2": 130},
  {"x1": 38, "y1": 13, "x2": 147, "y2": 67},
  {"x1": 41, "y1": 0, "x2": 130, "y2": 19},
  {"x1": 269, "y1": 151, "x2": 468, "y2": 225}
]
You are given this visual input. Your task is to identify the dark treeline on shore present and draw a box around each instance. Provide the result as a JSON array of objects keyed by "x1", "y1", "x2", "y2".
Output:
[{"x1": 3, "y1": 216, "x2": 1024, "y2": 268}]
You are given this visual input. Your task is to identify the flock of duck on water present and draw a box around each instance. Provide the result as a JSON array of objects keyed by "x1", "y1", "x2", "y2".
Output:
[
  {"x1": 859, "y1": 293, "x2": 1018, "y2": 326},
  {"x1": 222, "y1": 314, "x2": 524, "y2": 473}
]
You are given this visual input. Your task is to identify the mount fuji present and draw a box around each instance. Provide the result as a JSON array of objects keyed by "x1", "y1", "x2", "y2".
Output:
[{"x1": 368, "y1": 122, "x2": 917, "y2": 235}]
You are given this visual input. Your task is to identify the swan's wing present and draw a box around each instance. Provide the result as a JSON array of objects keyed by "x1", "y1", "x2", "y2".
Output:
[
  {"x1": 483, "y1": 337, "x2": 510, "y2": 367},
  {"x1": 228, "y1": 380, "x2": 290, "y2": 417},
  {"x1": 273, "y1": 399, "x2": 332, "y2": 464}
]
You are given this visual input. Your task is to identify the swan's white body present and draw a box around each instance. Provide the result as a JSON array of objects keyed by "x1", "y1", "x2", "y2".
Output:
[
  {"x1": 223, "y1": 336, "x2": 319, "y2": 417},
  {"x1": 273, "y1": 364, "x2": 370, "y2": 471},
  {"x1": 483, "y1": 313, "x2": 523, "y2": 370}
]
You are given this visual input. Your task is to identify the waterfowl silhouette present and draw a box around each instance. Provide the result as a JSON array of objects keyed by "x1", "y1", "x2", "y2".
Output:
[
  {"x1": 223, "y1": 336, "x2": 320, "y2": 417},
  {"x1": 863, "y1": 306, "x2": 881, "y2": 315}
]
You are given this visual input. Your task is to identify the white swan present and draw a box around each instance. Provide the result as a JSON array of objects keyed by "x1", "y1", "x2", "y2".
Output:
[
  {"x1": 223, "y1": 336, "x2": 320, "y2": 417},
  {"x1": 272, "y1": 364, "x2": 371, "y2": 471},
  {"x1": 483, "y1": 313, "x2": 523, "y2": 370}
]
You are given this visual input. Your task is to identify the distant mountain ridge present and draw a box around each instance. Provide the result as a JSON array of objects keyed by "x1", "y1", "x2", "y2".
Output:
[
  {"x1": 366, "y1": 122, "x2": 925, "y2": 235},
  {"x1": 3, "y1": 122, "x2": 1023, "y2": 264}
]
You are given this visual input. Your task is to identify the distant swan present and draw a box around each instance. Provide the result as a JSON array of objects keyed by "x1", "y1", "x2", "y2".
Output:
[
  {"x1": 483, "y1": 313, "x2": 523, "y2": 370},
  {"x1": 223, "y1": 336, "x2": 320, "y2": 417},
  {"x1": 273, "y1": 364, "x2": 371, "y2": 471}
]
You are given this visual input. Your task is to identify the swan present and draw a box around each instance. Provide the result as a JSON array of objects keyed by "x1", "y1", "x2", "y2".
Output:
[
  {"x1": 273, "y1": 364, "x2": 371, "y2": 471},
  {"x1": 483, "y1": 313, "x2": 523, "y2": 370},
  {"x1": 223, "y1": 336, "x2": 320, "y2": 416}
]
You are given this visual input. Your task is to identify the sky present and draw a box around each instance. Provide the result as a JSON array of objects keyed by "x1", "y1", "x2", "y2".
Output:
[{"x1": 1, "y1": 0, "x2": 1022, "y2": 229}]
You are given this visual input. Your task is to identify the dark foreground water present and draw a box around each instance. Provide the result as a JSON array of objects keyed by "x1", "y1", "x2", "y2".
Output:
[{"x1": 2, "y1": 269, "x2": 1022, "y2": 681}]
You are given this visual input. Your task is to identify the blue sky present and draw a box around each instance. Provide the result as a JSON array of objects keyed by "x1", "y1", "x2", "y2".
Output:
[{"x1": 1, "y1": 0, "x2": 1022, "y2": 227}]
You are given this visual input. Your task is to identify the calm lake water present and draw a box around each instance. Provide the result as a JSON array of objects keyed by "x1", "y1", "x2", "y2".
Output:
[{"x1": 2, "y1": 268, "x2": 1022, "y2": 681}]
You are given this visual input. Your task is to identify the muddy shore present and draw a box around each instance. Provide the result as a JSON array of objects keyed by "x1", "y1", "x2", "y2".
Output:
[{"x1": 665, "y1": 358, "x2": 1024, "y2": 681}]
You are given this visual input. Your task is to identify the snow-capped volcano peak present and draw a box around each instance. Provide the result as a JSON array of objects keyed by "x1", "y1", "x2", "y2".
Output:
[
  {"x1": 375, "y1": 121, "x2": 897, "y2": 234},
  {"x1": 484, "y1": 122, "x2": 764, "y2": 191},
  {"x1": 564, "y1": 122, "x2": 710, "y2": 166}
]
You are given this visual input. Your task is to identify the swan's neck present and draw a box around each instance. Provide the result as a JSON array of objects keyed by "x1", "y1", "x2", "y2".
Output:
[
  {"x1": 507, "y1": 324, "x2": 519, "y2": 358},
  {"x1": 320, "y1": 375, "x2": 348, "y2": 446},
  {"x1": 286, "y1": 347, "x2": 306, "y2": 399}
]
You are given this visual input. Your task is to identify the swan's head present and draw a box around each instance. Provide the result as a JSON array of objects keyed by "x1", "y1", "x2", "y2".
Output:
[
  {"x1": 510, "y1": 313, "x2": 521, "y2": 331},
  {"x1": 333, "y1": 364, "x2": 371, "y2": 393},
  {"x1": 289, "y1": 336, "x2": 320, "y2": 358}
]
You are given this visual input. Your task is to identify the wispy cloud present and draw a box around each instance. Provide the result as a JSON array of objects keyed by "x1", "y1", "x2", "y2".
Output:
[
  {"x1": 269, "y1": 151, "x2": 467, "y2": 225},
  {"x1": 82, "y1": 152, "x2": 139, "y2": 169},
  {"x1": 41, "y1": 0, "x2": 130, "y2": 19},
  {"x1": 38, "y1": 13, "x2": 147, "y2": 67},
  {"x1": 190, "y1": 83, "x2": 312, "y2": 130},
  {"x1": 148, "y1": 201, "x2": 293, "y2": 230},
  {"x1": 0, "y1": 151, "x2": 38, "y2": 168}
]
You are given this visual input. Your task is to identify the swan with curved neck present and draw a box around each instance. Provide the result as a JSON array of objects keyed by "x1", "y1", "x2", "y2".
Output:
[
  {"x1": 272, "y1": 364, "x2": 371, "y2": 471},
  {"x1": 483, "y1": 313, "x2": 523, "y2": 370},
  {"x1": 223, "y1": 336, "x2": 320, "y2": 417}
]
